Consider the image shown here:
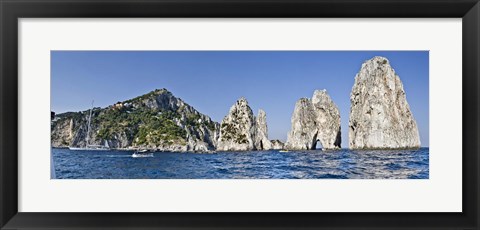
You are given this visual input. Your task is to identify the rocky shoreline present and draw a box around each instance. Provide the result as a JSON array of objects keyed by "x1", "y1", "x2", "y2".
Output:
[{"x1": 51, "y1": 56, "x2": 420, "y2": 152}]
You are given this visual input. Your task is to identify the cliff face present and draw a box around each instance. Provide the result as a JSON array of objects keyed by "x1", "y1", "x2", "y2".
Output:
[
  {"x1": 311, "y1": 90, "x2": 342, "y2": 150},
  {"x1": 51, "y1": 89, "x2": 219, "y2": 152},
  {"x1": 349, "y1": 56, "x2": 420, "y2": 149},
  {"x1": 285, "y1": 90, "x2": 341, "y2": 150},
  {"x1": 51, "y1": 114, "x2": 80, "y2": 147},
  {"x1": 216, "y1": 98, "x2": 256, "y2": 151},
  {"x1": 285, "y1": 98, "x2": 318, "y2": 150},
  {"x1": 216, "y1": 98, "x2": 273, "y2": 151},
  {"x1": 254, "y1": 109, "x2": 273, "y2": 150}
]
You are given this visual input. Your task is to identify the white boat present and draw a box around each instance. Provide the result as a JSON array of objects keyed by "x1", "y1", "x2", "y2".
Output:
[
  {"x1": 69, "y1": 100, "x2": 111, "y2": 151},
  {"x1": 132, "y1": 150, "x2": 154, "y2": 158}
]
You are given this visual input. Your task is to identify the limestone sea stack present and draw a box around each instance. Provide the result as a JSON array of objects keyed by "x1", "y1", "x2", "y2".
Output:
[
  {"x1": 215, "y1": 98, "x2": 251, "y2": 151},
  {"x1": 285, "y1": 90, "x2": 341, "y2": 150},
  {"x1": 254, "y1": 109, "x2": 273, "y2": 150},
  {"x1": 217, "y1": 97, "x2": 256, "y2": 151},
  {"x1": 217, "y1": 98, "x2": 274, "y2": 151},
  {"x1": 349, "y1": 56, "x2": 420, "y2": 149}
]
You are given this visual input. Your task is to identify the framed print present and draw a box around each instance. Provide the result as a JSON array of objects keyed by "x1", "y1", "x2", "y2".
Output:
[{"x1": 1, "y1": 0, "x2": 479, "y2": 229}]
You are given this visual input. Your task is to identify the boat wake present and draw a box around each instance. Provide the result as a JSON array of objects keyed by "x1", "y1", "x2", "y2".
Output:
[
  {"x1": 132, "y1": 154, "x2": 154, "y2": 158},
  {"x1": 132, "y1": 150, "x2": 154, "y2": 158},
  {"x1": 95, "y1": 155, "x2": 132, "y2": 158}
]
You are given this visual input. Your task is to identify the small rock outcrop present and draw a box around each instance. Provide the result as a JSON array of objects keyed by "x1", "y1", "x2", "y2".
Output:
[
  {"x1": 270, "y1": 140, "x2": 285, "y2": 150},
  {"x1": 216, "y1": 98, "x2": 273, "y2": 151},
  {"x1": 349, "y1": 56, "x2": 420, "y2": 149},
  {"x1": 285, "y1": 90, "x2": 341, "y2": 150}
]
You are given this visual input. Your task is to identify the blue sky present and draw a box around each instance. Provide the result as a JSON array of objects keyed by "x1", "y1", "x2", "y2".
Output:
[{"x1": 51, "y1": 51, "x2": 429, "y2": 147}]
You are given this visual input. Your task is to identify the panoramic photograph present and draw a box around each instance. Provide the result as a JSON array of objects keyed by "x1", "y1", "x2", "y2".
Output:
[{"x1": 50, "y1": 51, "x2": 429, "y2": 179}]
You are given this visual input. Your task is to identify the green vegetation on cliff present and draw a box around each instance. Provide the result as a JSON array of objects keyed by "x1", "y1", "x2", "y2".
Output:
[
  {"x1": 51, "y1": 89, "x2": 219, "y2": 149},
  {"x1": 96, "y1": 107, "x2": 186, "y2": 145},
  {"x1": 220, "y1": 123, "x2": 248, "y2": 144}
]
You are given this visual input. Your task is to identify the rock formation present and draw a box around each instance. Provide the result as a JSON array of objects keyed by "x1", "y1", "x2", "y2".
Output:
[
  {"x1": 349, "y1": 56, "x2": 420, "y2": 149},
  {"x1": 51, "y1": 89, "x2": 219, "y2": 152},
  {"x1": 285, "y1": 90, "x2": 341, "y2": 150},
  {"x1": 254, "y1": 109, "x2": 273, "y2": 150},
  {"x1": 270, "y1": 140, "x2": 285, "y2": 150},
  {"x1": 51, "y1": 115, "x2": 79, "y2": 147},
  {"x1": 216, "y1": 97, "x2": 257, "y2": 151},
  {"x1": 216, "y1": 98, "x2": 273, "y2": 151},
  {"x1": 284, "y1": 98, "x2": 318, "y2": 150}
]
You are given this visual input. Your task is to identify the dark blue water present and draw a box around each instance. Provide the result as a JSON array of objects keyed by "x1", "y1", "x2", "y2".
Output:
[{"x1": 51, "y1": 148, "x2": 429, "y2": 179}]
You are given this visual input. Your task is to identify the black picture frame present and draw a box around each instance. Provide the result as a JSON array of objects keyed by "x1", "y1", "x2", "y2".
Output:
[{"x1": 1, "y1": 0, "x2": 479, "y2": 229}]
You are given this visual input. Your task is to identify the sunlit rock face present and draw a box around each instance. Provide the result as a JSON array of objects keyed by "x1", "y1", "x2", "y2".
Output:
[
  {"x1": 349, "y1": 56, "x2": 420, "y2": 149},
  {"x1": 285, "y1": 98, "x2": 319, "y2": 150},
  {"x1": 285, "y1": 90, "x2": 341, "y2": 150},
  {"x1": 254, "y1": 109, "x2": 273, "y2": 150},
  {"x1": 217, "y1": 98, "x2": 275, "y2": 151},
  {"x1": 311, "y1": 90, "x2": 342, "y2": 150},
  {"x1": 217, "y1": 97, "x2": 257, "y2": 151}
]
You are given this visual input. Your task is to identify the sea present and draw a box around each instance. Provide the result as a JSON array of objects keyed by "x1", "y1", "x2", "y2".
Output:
[{"x1": 51, "y1": 147, "x2": 429, "y2": 179}]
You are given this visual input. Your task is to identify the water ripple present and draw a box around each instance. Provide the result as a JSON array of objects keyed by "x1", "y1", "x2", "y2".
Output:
[{"x1": 52, "y1": 148, "x2": 429, "y2": 179}]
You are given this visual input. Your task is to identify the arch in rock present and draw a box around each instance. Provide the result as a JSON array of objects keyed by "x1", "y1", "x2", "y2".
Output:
[
  {"x1": 315, "y1": 139, "x2": 324, "y2": 150},
  {"x1": 314, "y1": 128, "x2": 341, "y2": 150}
]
